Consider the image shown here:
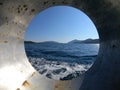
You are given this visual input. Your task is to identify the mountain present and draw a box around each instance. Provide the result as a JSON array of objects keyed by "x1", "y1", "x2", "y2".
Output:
[
  {"x1": 37, "y1": 41, "x2": 61, "y2": 44},
  {"x1": 25, "y1": 41, "x2": 61, "y2": 44},
  {"x1": 68, "y1": 39, "x2": 82, "y2": 44},
  {"x1": 25, "y1": 38, "x2": 99, "y2": 44},
  {"x1": 24, "y1": 41, "x2": 36, "y2": 43},
  {"x1": 81, "y1": 38, "x2": 99, "y2": 44},
  {"x1": 68, "y1": 39, "x2": 99, "y2": 44}
]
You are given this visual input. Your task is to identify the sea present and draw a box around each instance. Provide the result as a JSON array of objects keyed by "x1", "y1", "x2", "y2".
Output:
[{"x1": 25, "y1": 42, "x2": 99, "y2": 80}]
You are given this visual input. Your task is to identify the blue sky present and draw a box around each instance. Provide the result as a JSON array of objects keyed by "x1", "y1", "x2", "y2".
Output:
[{"x1": 25, "y1": 6, "x2": 99, "y2": 43}]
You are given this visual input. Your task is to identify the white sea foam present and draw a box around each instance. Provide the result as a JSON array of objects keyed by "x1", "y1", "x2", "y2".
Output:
[{"x1": 28, "y1": 57, "x2": 92, "y2": 80}]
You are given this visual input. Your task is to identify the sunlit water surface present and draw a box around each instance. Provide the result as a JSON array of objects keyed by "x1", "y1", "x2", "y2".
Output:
[{"x1": 25, "y1": 42, "x2": 99, "y2": 80}]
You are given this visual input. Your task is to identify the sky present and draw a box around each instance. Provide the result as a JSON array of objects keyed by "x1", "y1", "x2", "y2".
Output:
[{"x1": 25, "y1": 6, "x2": 99, "y2": 43}]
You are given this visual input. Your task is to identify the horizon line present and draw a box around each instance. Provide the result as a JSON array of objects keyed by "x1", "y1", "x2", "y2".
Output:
[{"x1": 25, "y1": 38, "x2": 99, "y2": 43}]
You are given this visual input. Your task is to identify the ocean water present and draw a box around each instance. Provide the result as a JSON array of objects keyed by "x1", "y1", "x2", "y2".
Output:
[{"x1": 25, "y1": 42, "x2": 99, "y2": 80}]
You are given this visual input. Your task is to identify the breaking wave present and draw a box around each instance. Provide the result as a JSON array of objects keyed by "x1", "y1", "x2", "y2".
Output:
[{"x1": 25, "y1": 43, "x2": 99, "y2": 80}]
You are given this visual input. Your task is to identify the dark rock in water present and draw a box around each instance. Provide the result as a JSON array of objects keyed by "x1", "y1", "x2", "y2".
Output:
[{"x1": 52, "y1": 68, "x2": 67, "y2": 75}]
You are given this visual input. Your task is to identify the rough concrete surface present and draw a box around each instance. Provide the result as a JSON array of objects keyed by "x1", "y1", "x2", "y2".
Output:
[{"x1": 0, "y1": 0, "x2": 120, "y2": 90}]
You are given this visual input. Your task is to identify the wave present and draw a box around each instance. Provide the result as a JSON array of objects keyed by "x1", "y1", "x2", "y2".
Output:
[
  {"x1": 25, "y1": 43, "x2": 98, "y2": 80},
  {"x1": 28, "y1": 56, "x2": 96, "y2": 80}
]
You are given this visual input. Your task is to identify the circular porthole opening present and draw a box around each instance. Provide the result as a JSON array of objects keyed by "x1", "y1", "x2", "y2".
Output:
[{"x1": 24, "y1": 6, "x2": 99, "y2": 80}]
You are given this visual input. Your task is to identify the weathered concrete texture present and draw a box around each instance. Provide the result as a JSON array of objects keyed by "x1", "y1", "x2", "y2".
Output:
[
  {"x1": 72, "y1": 0, "x2": 120, "y2": 90},
  {"x1": 80, "y1": 41, "x2": 120, "y2": 90},
  {"x1": 0, "y1": 0, "x2": 120, "y2": 90}
]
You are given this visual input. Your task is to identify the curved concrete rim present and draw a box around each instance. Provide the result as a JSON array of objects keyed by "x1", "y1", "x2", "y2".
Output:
[
  {"x1": 0, "y1": 0, "x2": 120, "y2": 90},
  {"x1": 25, "y1": 5, "x2": 99, "y2": 81}
]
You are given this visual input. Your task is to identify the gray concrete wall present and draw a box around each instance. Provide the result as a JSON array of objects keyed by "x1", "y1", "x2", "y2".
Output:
[{"x1": 0, "y1": 0, "x2": 120, "y2": 90}]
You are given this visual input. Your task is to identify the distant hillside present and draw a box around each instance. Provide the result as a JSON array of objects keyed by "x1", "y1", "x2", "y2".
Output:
[
  {"x1": 25, "y1": 41, "x2": 61, "y2": 44},
  {"x1": 24, "y1": 41, "x2": 36, "y2": 43},
  {"x1": 81, "y1": 39, "x2": 99, "y2": 44},
  {"x1": 68, "y1": 39, "x2": 99, "y2": 44},
  {"x1": 37, "y1": 41, "x2": 60, "y2": 44},
  {"x1": 68, "y1": 39, "x2": 82, "y2": 44},
  {"x1": 25, "y1": 39, "x2": 99, "y2": 44}
]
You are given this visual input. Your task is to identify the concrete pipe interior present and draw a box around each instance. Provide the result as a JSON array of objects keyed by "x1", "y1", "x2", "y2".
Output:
[{"x1": 0, "y1": 0, "x2": 120, "y2": 90}]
